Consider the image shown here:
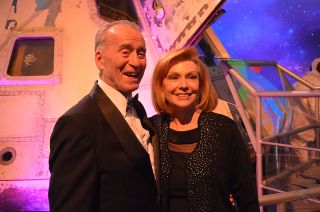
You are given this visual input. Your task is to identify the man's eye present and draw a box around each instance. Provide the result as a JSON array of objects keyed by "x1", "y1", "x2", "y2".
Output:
[
  {"x1": 121, "y1": 50, "x2": 130, "y2": 56},
  {"x1": 137, "y1": 51, "x2": 146, "y2": 59}
]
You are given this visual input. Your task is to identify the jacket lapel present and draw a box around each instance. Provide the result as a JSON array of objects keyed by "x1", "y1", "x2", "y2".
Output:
[
  {"x1": 131, "y1": 94, "x2": 161, "y2": 194},
  {"x1": 89, "y1": 82, "x2": 156, "y2": 188}
]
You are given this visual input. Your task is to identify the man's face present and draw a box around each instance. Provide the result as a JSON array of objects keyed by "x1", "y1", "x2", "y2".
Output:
[{"x1": 95, "y1": 25, "x2": 147, "y2": 97}]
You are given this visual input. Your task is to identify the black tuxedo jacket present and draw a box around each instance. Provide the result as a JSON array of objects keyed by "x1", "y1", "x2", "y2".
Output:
[{"x1": 49, "y1": 82, "x2": 158, "y2": 212}]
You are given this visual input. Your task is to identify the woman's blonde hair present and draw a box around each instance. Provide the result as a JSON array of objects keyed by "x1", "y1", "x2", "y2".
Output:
[{"x1": 151, "y1": 47, "x2": 218, "y2": 114}]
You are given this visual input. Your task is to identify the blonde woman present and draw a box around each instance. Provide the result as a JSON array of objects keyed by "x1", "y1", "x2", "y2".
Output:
[{"x1": 151, "y1": 47, "x2": 259, "y2": 212}]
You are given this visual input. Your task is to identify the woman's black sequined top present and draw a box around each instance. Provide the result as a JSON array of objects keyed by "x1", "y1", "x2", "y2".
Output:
[{"x1": 151, "y1": 112, "x2": 259, "y2": 212}]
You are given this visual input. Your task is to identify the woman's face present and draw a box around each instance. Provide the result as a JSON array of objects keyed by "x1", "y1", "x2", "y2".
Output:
[{"x1": 162, "y1": 60, "x2": 200, "y2": 111}]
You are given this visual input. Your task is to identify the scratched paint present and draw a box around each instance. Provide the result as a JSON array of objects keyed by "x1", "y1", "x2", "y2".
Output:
[
  {"x1": 45, "y1": 0, "x2": 62, "y2": 26},
  {"x1": 35, "y1": 0, "x2": 52, "y2": 10},
  {"x1": 0, "y1": 186, "x2": 49, "y2": 211}
]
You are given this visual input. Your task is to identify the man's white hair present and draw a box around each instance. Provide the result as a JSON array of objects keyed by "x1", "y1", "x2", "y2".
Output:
[{"x1": 94, "y1": 20, "x2": 141, "y2": 52}]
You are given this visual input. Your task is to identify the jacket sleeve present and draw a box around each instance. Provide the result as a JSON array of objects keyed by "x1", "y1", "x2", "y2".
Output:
[
  {"x1": 229, "y1": 122, "x2": 260, "y2": 212},
  {"x1": 49, "y1": 115, "x2": 99, "y2": 212}
]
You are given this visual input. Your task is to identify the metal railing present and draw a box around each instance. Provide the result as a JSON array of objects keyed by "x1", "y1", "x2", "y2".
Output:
[{"x1": 219, "y1": 59, "x2": 320, "y2": 211}]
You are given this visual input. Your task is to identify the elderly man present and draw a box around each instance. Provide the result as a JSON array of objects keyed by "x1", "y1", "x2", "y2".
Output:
[{"x1": 49, "y1": 20, "x2": 158, "y2": 212}]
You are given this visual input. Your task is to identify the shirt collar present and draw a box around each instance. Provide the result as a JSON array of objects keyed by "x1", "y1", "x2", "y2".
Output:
[{"x1": 98, "y1": 79, "x2": 132, "y2": 116}]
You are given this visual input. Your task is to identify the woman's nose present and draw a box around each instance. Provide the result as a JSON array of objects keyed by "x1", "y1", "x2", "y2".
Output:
[{"x1": 179, "y1": 78, "x2": 189, "y2": 91}]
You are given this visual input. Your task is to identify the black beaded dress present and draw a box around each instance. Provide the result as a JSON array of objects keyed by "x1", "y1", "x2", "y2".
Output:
[
  {"x1": 167, "y1": 127, "x2": 199, "y2": 212},
  {"x1": 151, "y1": 112, "x2": 259, "y2": 212}
]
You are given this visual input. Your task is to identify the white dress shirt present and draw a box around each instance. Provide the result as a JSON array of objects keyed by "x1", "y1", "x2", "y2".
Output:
[{"x1": 97, "y1": 79, "x2": 155, "y2": 176}]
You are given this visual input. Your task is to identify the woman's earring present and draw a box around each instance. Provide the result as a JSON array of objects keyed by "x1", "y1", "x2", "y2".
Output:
[
  {"x1": 163, "y1": 95, "x2": 167, "y2": 104},
  {"x1": 196, "y1": 94, "x2": 200, "y2": 103}
]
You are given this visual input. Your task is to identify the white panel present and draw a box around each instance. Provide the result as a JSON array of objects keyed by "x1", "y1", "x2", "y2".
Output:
[
  {"x1": 0, "y1": 91, "x2": 44, "y2": 139},
  {"x1": 40, "y1": 118, "x2": 57, "y2": 158},
  {"x1": 138, "y1": 0, "x2": 224, "y2": 52},
  {"x1": 0, "y1": 142, "x2": 49, "y2": 180}
]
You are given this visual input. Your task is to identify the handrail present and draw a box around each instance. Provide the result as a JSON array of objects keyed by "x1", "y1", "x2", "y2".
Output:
[
  {"x1": 256, "y1": 90, "x2": 320, "y2": 98},
  {"x1": 263, "y1": 124, "x2": 320, "y2": 142},
  {"x1": 278, "y1": 64, "x2": 320, "y2": 90},
  {"x1": 262, "y1": 160, "x2": 317, "y2": 186},
  {"x1": 259, "y1": 186, "x2": 320, "y2": 206},
  {"x1": 261, "y1": 140, "x2": 320, "y2": 152}
]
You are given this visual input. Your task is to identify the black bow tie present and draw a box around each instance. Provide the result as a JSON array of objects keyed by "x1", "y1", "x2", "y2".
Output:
[{"x1": 127, "y1": 94, "x2": 139, "y2": 112}]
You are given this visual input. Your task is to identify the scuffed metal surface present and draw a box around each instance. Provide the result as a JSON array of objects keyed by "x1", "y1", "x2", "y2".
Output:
[{"x1": 0, "y1": 186, "x2": 49, "y2": 212}]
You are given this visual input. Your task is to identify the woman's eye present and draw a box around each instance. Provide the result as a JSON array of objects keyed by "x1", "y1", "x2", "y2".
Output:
[
  {"x1": 188, "y1": 75, "x2": 199, "y2": 80},
  {"x1": 168, "y1": 75, "x2": 178, "y2": 80}
]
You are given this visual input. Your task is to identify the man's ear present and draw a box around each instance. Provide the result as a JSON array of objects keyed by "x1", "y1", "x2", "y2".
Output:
[{"x1": 95, "y1": 50, "x2": 103, "y2": 71}]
